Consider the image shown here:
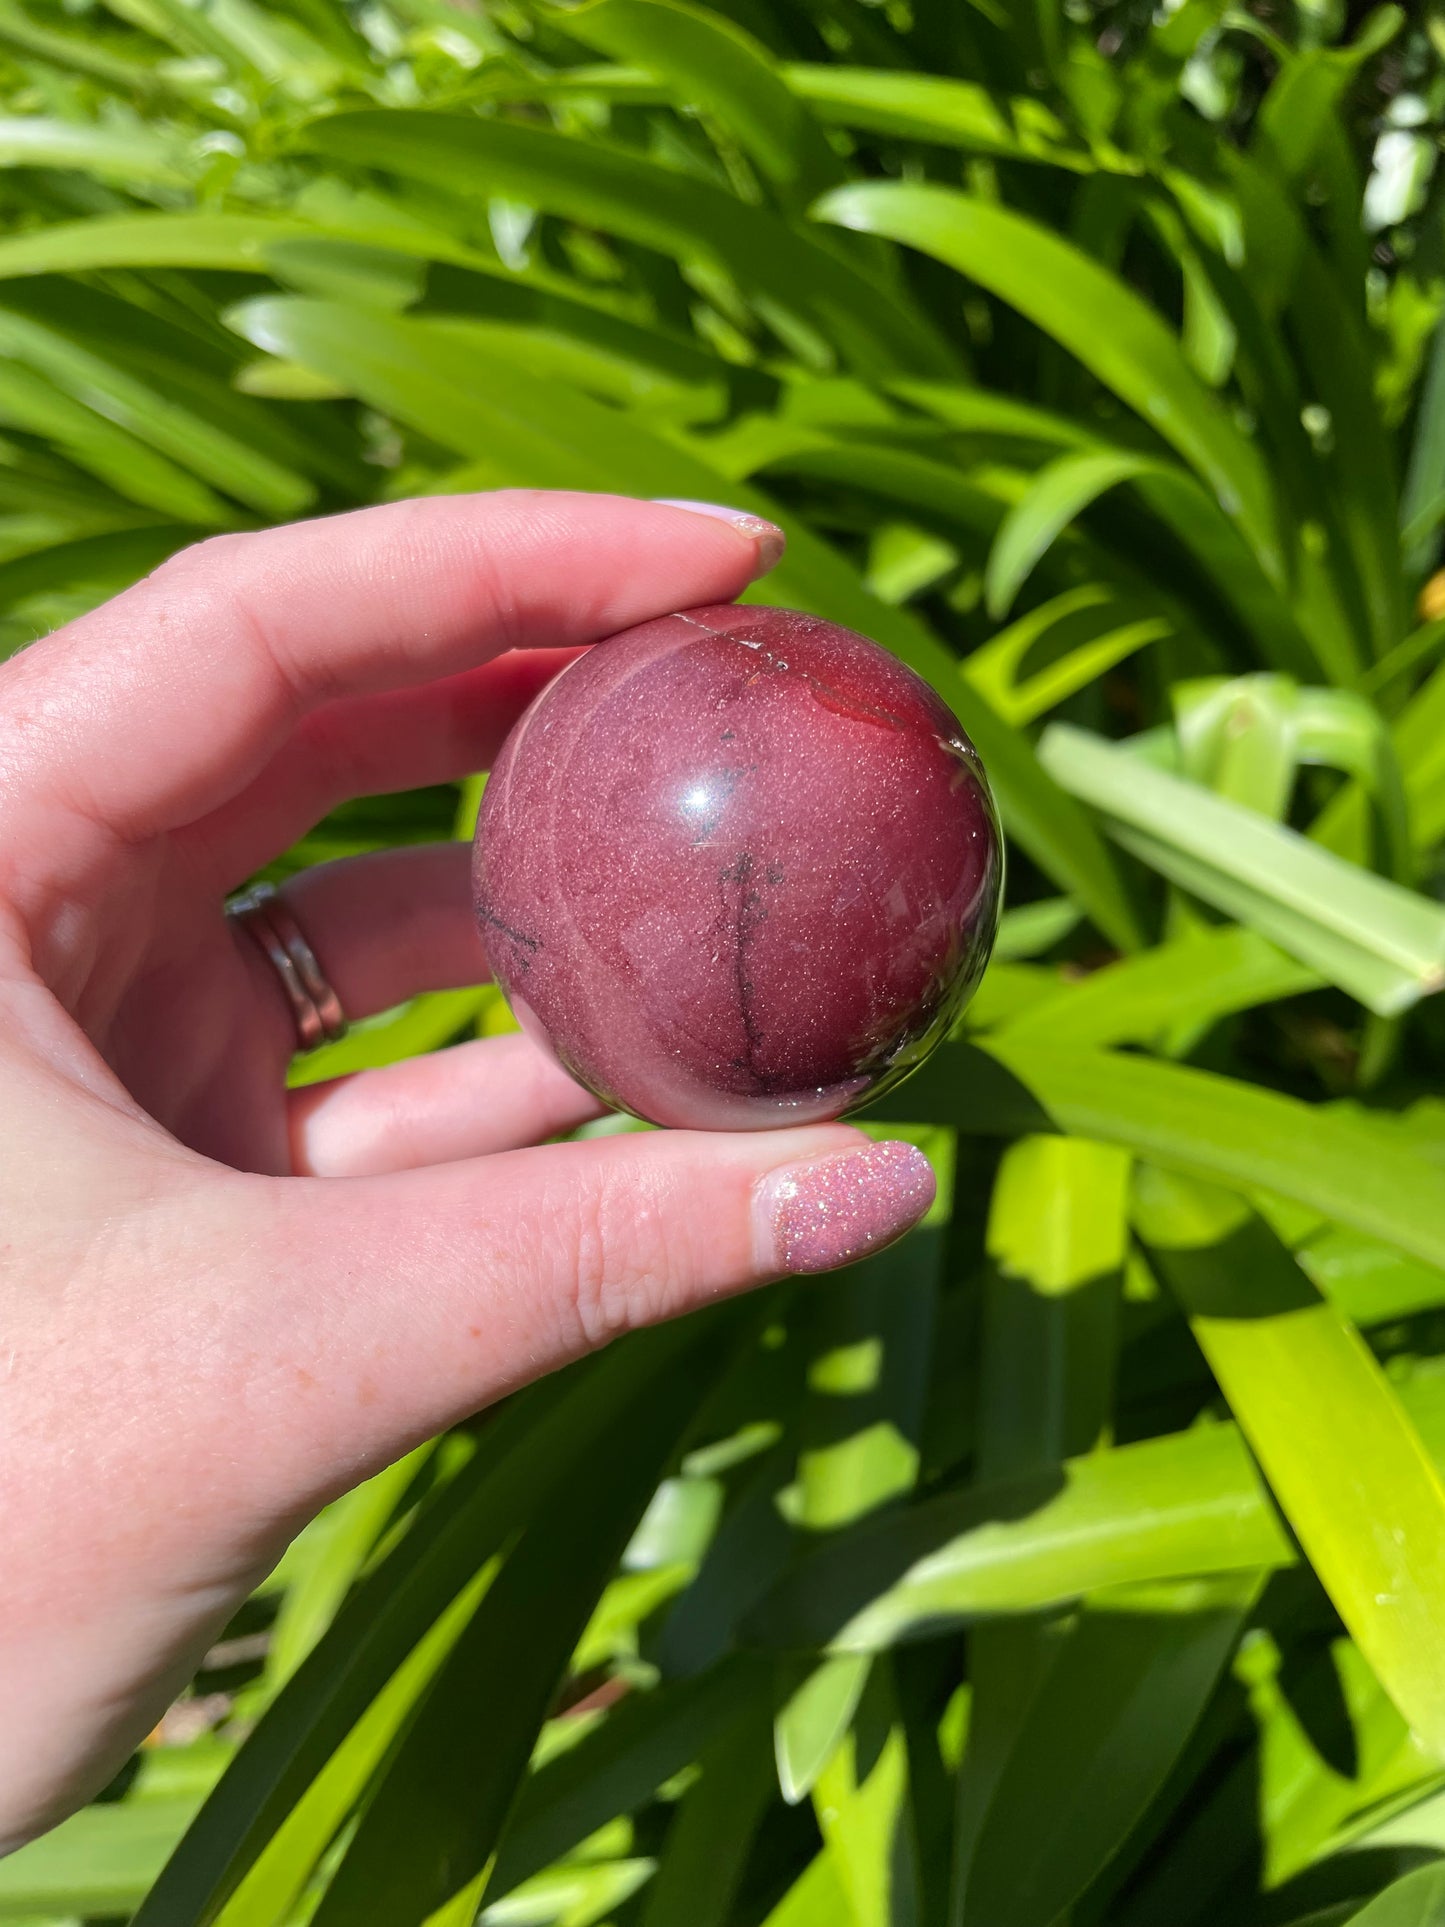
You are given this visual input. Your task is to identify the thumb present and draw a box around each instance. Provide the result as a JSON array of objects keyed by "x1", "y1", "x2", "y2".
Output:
[{"x1": 227, "y1": 1125, "x2": 935, "y2": 1521}]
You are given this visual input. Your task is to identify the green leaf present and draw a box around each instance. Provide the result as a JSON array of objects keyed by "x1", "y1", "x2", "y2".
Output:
[
  {"x1": 876, "y1": 1041, "x2": 1445, "y2": 1275},
  {"x1": 0, "y1": 306, "x2": 314, "y2": 517},
  {"x1": 750, "y1": 1409, "x2": 1296, "y2": 1651},
  {"x1": 134, "y1": 1326, "x2": 713, "y2": 1927},
  {"x1": 299, "y1": 113, "x2": 955, "y2": 377},
  {"x1": 889, "y1": 378, "x2": 1096, "y2": 450},
  {"x1": 1255, "y1": 10, "x2": 1404, "y2": 184},
  {"x1": 266, "y1": 1447, "x2": 433, "y2": 1690},
  {"x1": 985, "y1": 451, "x2": 1159, "y2": 618},
  {"x1": 0, "y1": 0, "x2": 167, "y2": 92},
  {"x1": 311, "y1": 1320, "x2": 736, "y2": 1927},
  {"x1": 1402, "y1": 307, "x2": 1445, "y2": 581},
  {"x1": 796, "y1": 1219, "x2": 942, "y2": 1531},
  {"x1": 760, "y1": 1845, "x2": 858, "y2": 1926},
  {"x1": 0, "y1": 360, "x2": 234, "y2": 525},
  {"x1": 816, "y1": 181, "x2": 1286, "y2": 582},
  {"x1": 811, "y1": 1677, "x2": 916, "y2": 1927},
  {"x1": 948, "y1": 681, "x2": 1145, "y2": 954},
  {"x1": 287, "y1": 989, "x2": 494, "y2": 1088},
  {"x1": 1294, "y1": 1221, "x2": 1445, "y2": 1330},
  {"x1": 751, "y1": 1365, "x2": 1445, "y2": 1655},
  {"x1": 954, "y1": 1130, "x2": 1129, "y2": 1923},
  {"x1": 1039, "y1": 723, "x2": 1445, "y2": 1014},
  {"x1": 958, "y1": 1577, "x2": 1262, "y2": 1927},
  {"x1": 963, "y1": 585, "x2": 1170, "y2": 726},
  {"x1": 0, "y1": 211, "x2": 319, "y2": 280},
  {"x1": 1136, "y1": 1171, "x2": 1445, "y2": 1758},
  {"x1": 997, "y1": 925, "x2": 1320, "y2": 1050},
  {"x1": 479, "y1": 1857, "x2": 655, "y2": 1926},
  {"x1": 1244, "y1": 1631, "x2": 1429, "y2": 1888},
  {"x1": 562, "y1": 0, "x2": 843, "y2": 205},
  {"x1": 1344, "y1": 1863, "x2": 1445, "y2": 1924},
  {"x1": 0, "y1": 1798, "x2": 207, "y2": 1918},
  {"x1": 775, "y1": 1656, "x2": 873, "y2": 1805},
  {"x1": 0, "y1": 114, "x2": 191, "y2": 184},
  {"x1": 487, "y1": 1662, "x2": 768, "y2": 1903},
  {"x1": 782, "y1": 65, "x2": 1101, "y2": 172},
  {"x1": 1229, "y1": 153, "x2": 1405, "y2": 662},
  {"x1": 637, "y1": 1700, "x2": 775, "y2": 1927},
  {"x1": 217, "y1": 1561, "x2": 497, "y2": 1927},
  {"x1": 986, "y1": 1135, "x2": 1132, "y2": 1298},
  {"x1": 0, "y1": 526, "x2": 194, "y2": 644},
  {"x1": 992, "y1": 897, "x2": 1082, "y2": 960}
]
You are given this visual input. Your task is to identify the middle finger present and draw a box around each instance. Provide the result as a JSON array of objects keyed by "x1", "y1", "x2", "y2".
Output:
[{"x1": 186, "y1": 649, "x2": 579, "y2": 889}]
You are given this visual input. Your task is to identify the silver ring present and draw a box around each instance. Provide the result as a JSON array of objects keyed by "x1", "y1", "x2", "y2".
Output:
[{"x1": 227, "y1": 881, "x2": 348, "y2": 1053}]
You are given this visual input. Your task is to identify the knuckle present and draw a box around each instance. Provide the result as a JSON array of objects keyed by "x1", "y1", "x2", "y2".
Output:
[
  {"x1": 149, "y1": 532, "x2": 323, "y2": 714},
  {"x1": 149, "y1": 529, "x2": 252, "y2": 586},
  {"x1": 554, "y1": 1159, "x2": 680, "y2": 1353}
]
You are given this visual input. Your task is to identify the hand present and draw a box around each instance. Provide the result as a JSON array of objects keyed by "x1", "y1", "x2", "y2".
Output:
[{"x1": 0, "y1": 492, "x2": 934, "y2": 1848}]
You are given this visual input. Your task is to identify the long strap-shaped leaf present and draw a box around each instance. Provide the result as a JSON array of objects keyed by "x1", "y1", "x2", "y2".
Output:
[
  {"x1": 953, "y1": 1134, "x2": 1131, "y2": 1927},
  {"x1": 873, "y1": 1040, "x2": 1445, "y2": 1274},
  {"x1": 781, "y1": 65, "x2": 1106, "y2": 172},
  {"x1": 984, "y1": 450, "x2": 1159, "y2": 619},
  {"x1": 814, "y1": 180, "x2": 1287, "y2": 583},
  {"x1": 1136, "y1": 1169, "x2": 1445, "y2": 1757},
  {"x1": 1039, "y1": 722, "x2": 1445, "y2": 1013},
  {"x1": 308, "y1": 1324, "x2": 732, "y2": 1927},
  {"x1": 132, "y1": 1316, "x2": 735, "y2": 1927},
  {"x1": 958, "y1": 1576, "x2": 1262, "y2": 1927},
  {"x1": 747, "y1": 1364, "x2": 1445, "y2": 1654},
  {"x1": 561, "y1": 0, "x2": 845, "y2": 207},
  {"x1": 994, "y1": 924, "x2": 1320, "y2": 1049},
  {"x1": 299, "y1": 113, "x2": 955, "y2": 378}
]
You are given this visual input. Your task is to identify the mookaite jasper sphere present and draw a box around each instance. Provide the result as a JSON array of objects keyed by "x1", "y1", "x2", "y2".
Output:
[{"x1": 473, "y1": 605, "x2": 1001, "y2": 1130}]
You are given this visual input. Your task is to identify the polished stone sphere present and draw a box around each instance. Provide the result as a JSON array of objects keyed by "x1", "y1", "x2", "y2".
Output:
[{"x1": 473, "y1": 604, "x2": 1001, "y2": 1130}]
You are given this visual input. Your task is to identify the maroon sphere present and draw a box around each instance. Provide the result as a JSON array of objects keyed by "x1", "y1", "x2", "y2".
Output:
[{"x1": 473, "y1": 604, "x2": 1001, "y2": 1130}]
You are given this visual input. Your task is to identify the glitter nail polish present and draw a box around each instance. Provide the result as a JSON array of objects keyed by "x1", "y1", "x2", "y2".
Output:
[
  {"x1": 762, "y1": 1139, "x2": 935, "y2": 1275},
  {"x1": 651, "y1": 499, "x2": 787, "y2": 572}
]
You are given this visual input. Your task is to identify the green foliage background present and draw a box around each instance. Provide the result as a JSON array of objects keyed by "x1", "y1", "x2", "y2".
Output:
[{"x1": 10, "y1": 0, "x2": 1445, "y2": 1921}]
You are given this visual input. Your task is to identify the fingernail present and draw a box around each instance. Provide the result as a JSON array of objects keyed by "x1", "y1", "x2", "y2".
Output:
[
  {"x1": 652, "y1": 498, "x2": 786, "y2": 575},
  {"x1": 758, "y1": 1140, "x2": 935, "y2": 1276}
]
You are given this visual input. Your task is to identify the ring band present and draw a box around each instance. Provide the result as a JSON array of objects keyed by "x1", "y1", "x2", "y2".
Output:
[{"x1": 227, "y1": 882, "x2": 348, "y2": 1052}]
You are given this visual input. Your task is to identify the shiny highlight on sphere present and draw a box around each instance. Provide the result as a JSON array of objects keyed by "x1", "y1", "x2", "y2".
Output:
[{"x1": 473, "y1": 604, "x2": 1002, "y2": 1130}]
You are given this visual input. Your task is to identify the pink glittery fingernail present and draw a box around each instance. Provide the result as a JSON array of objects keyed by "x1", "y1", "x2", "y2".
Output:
[{"x1": 759, "y1": 1140, "x2": 935, "y2": 1275}]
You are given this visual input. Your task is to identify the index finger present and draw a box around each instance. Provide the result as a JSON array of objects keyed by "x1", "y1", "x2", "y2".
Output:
[{"x1": 0, "y1": 490, "x2": 782, "y2": 867}]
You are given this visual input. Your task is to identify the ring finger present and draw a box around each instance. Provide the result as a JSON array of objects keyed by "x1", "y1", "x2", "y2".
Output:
[
  {"x1": 270, "y1": 841, "x2": 485, "y2": 1024},
  {"x1": 240, "y1": 841, "x2": 605, "y2": 1172}
]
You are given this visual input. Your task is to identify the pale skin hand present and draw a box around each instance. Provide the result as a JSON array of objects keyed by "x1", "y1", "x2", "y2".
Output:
[{"x1": 0, "y1": 492, "x2": 891, "y2": 1850}]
